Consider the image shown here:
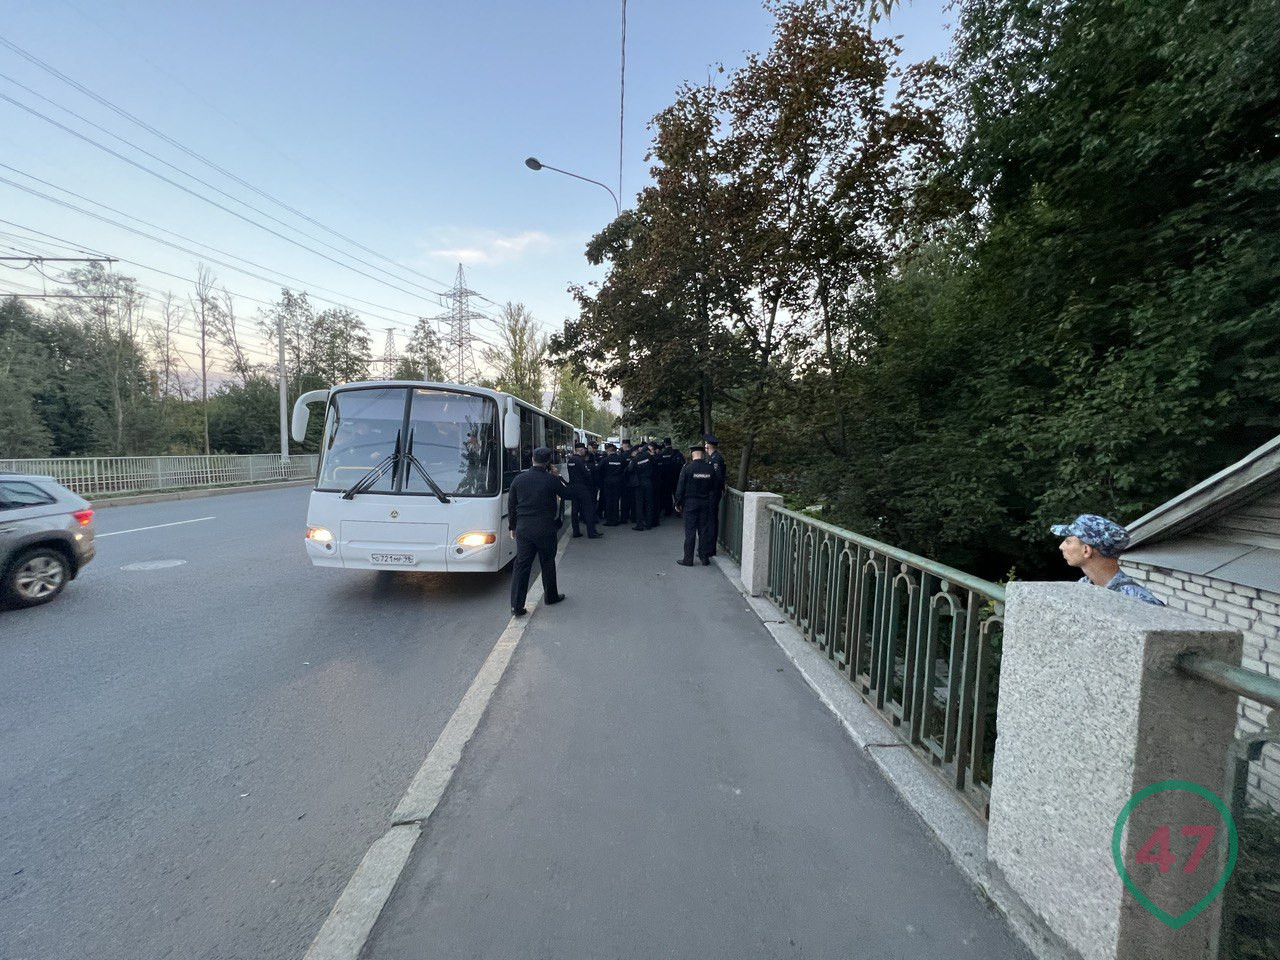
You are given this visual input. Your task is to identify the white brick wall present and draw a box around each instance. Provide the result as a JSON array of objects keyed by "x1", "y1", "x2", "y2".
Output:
[{"x1": 1127, "y1": 561, "x2": 1280, "y2": 811}]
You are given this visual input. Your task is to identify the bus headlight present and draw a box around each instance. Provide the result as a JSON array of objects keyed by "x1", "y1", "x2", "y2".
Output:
[
  {"x1": 455, "y1": 531, "x2": 496, "y2": 547},
  {"x1": 306, "y1": 526, "x2": 334, "y2": 544}
]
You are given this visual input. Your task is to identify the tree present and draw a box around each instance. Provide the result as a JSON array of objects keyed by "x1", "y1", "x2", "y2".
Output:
[
  {"x1": 0, "y1": 298, "x2": 54, "y2": 457},
  {"x1": 52, "y1": 263, "x2": 155, "y2": 455},
  {"x1": 261, "y1": 289, "x2": 371, "y2": 393},
  {"x1": 190, "y1": 263, "x2": 220, "y2": 454},
  {"x1": 395, "y1": 318, "x2": 446, "y2": 381},
  {"x1": 549, "y1": 363, "x2": 614, "y2": 433},
  {"x1": 210, "y1": 287, "x2": 256, "y2": 386},
  {"x1": 208, "y1": 374, "x2": 282, "y2": 453},
  {"x1": 482, "y1": 303, "x2": 547, "y2": 404}
]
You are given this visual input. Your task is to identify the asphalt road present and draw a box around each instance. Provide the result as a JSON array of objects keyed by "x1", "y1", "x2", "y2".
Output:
[{"x1": 0, "y1": 486, "x2": 515, "y2": 960}]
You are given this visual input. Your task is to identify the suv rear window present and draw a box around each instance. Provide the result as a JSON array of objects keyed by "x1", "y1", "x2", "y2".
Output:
[{"x1": 0, "y1": 481, "x2": 57, "y2": 508}]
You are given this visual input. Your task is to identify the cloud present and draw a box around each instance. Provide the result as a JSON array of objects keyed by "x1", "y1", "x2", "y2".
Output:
[{"x1": 423, "y1": 230, "x2": 551, "y2": 266}]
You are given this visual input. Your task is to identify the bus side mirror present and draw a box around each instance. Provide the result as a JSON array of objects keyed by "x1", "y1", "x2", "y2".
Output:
[
  {"x1": 503, "y1": 409, "x2": 520, "y2": 449},
  {"x1": 291, "y1": 389, "x2": 329, "y2": 443}
]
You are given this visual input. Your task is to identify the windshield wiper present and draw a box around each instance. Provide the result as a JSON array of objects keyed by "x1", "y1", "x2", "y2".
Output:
[
  {"x1": 340, "y1": 429, "x2": 402, "y2": 500},
  {"x1": 405, "y1": 428, "x2": 451, "y2": 503}
]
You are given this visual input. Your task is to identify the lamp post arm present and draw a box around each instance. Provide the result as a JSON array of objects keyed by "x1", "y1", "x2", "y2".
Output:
[{"x1": 539, "y1": 163, "x2": 621, "y2": 217}]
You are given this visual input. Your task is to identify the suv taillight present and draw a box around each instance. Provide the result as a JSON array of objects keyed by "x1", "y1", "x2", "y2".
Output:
[{"x1": 73, "y1": 509, "x2": 94, "y2": 527}]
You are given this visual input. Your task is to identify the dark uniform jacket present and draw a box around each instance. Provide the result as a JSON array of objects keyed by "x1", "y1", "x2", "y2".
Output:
[
  {"x1": 600, "y1": 452, "x2": 627, "y2": 485},
  {"x1": 676, "y1": 458, "x2": 717, "y2": 505},
  {"x1": 566, "y1": 454, "x2": 596, "y2": 491},
  {"x1": 632, "y1": 448, "x2": 655, "y2": 486},
  {"x1": 508, "y1": 466, "x2": 567, "y2": 537},
  {"x1": 706, "y1": 450, "x2": 726, "y2": 496}
]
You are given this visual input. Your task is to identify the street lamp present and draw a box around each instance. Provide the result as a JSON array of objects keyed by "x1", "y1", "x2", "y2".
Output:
[{"x1": 524, "y1": 157, "x2": 621, "y2": 218}]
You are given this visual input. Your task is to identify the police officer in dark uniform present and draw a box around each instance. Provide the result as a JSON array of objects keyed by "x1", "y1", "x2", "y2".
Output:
[
  {"x1": 704, "y1": 433, "x2": 726, "y2": 554},
  {"x1": 675, "y1": 443, "x2": 717, "y2": 566},
  {"x1": 618, "y1": 440, "x2": 635, "y2": 525},
  {"x1": 508, "y1": 446, "x2": 568, "y2": 615},
  {"x1": 645, "y1": 440, "x2": 663, "y2": 528},
  {"x1": 631, "y1": 442, "x2": 655, "y2": 531},
  {"x1": 599, "y1": 442, "x2": 627, "y2": 525},
  {"x1": 567, "y1": 442, "x2": 603, "y2": 539},
  {"x1": 656, "y1": 438, "x2": 677, "y2": 517},
  {"x1": 587, "y1": 440, "x2": 605, "y2": 516}
]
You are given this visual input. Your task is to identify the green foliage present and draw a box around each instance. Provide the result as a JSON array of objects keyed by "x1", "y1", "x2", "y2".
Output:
[
  {"x1": 0, "y1": 276, "x2": 382, "y2": 459},
  {"x1": 208, "y1": 375, "x2": 284, "y2": 454},
  {"x1": 549, "y1": 364, "x2": 615, "y2": 433},
  {"x1": 397, "y1": 318, "x2": 446, "y2": 382},
  {"x1": 598, "y1": 0, "x2": 1280, "y2": 583},
  {"x1": 0, "y1": 307, "x2": 54, "y2": 457},
  {"x1": 1224, "y1": 805, "x2": 1280, "y2": 959},
  {"x1": 483, "y1": 303, "x2": 547, "y2": 404}
]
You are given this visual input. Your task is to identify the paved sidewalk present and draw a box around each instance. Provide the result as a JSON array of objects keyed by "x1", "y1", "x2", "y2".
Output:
[{"x1": 362, "y1": 520, "x2": 1032, "y2": 959}]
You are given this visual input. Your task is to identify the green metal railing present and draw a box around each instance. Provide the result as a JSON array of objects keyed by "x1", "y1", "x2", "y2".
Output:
[
  {"x1": 718, "y1": 488, "x2": 744, "y2": 563},
  {"x1": 766, "y1": 504, "x2": 1005, "y2": 818},
  {"x1": 1175, "y1": 654, "x2": 1280, "y2": 959}
]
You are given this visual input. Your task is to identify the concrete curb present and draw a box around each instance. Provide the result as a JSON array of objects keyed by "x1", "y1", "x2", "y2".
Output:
[
  {"x1": 710, "y1": 556, "x2": 1080, "y2": 960},
  {"x1": 303, "y1": 531, "x2": 572, "y2": 960},
  {"x1": 91, "y1": 479, "x2": 313, "y2": 509}
]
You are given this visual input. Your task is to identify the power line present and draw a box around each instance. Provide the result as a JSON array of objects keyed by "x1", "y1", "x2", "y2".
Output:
[
  {"x1": 0, "y1": 220, "x2": 502, "y2": 355},
  {"x1": 0, "y1": 182, "x2": 438, "y2": 328},
  {"x1": 0, "y1": 86, "x2": 448, "y2": 305},
  {"x1": 0, "y1": 72, "x2": 449, "y2": 305},
  {"x1": 56, "y1": 0, "x2": 364, "y2": 209},
  {"x1": 0, "y1": 227, "x2": 487, "y2": 352},
  {"x1": 0, "y1": 35, "x2": 465, "y2": 296},
  {"x1": 0, "y1": 163, "x2": 435, "y2": 320}
]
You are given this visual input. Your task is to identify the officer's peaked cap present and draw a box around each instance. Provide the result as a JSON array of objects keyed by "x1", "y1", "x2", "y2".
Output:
[{"x1": 703, "y1": 433, "x2": 719, "y2": 445}]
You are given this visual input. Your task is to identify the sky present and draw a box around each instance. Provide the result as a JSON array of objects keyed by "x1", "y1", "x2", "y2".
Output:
[{"x1": 0, "y1": 0, "x2": 954, "y2": 375}]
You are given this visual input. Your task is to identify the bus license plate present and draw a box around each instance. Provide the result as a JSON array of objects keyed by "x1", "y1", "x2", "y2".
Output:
[{"x1": 371, "y1": 553, "x2": 415, "y2": 565}]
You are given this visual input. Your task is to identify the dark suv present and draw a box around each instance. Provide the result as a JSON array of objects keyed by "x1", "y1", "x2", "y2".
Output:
[{"x1": 0, "y1": 473, "x2": 96, "y2": 608}]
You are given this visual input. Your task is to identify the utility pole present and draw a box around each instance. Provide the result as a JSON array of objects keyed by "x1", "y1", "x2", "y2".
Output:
[
  {"x1": 432, "y1": 263, "x2": 483, "y2": 383},
  {"x1": 278, "y1": 312, "x2": 290, "y2": 463}
]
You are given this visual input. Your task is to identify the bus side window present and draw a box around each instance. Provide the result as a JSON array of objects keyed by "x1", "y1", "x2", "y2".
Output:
[
  {"x1": 519, "y1": 407, "x2": 533, "y2": 469},
  {"x1": 503, "y1": 445, "x2": 520, "y2": 491}
]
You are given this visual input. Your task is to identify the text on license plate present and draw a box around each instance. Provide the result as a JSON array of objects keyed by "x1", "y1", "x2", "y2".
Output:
[{"x1": 371, "y1": 553, "x2": 415, "y2": 565}]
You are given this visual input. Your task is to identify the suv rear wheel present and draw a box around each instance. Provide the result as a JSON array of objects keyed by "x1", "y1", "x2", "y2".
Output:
[{"x1": 4, "y1": 546, "x2": 70, "y2": 608}]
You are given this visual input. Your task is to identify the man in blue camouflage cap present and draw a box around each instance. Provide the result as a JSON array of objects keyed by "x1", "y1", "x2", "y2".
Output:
[{"x1": 1051, "y1": 514, "x2": 1164, "y2": 606}]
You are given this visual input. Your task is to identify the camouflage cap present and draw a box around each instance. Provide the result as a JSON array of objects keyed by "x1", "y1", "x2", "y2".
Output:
[{"x1": 1050, "y1": 514, "x2": 1131, "y2": 557}]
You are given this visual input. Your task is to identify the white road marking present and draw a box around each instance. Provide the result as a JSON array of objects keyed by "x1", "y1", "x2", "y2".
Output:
[
  {"x1": 303, "y1": 532, "x2": 573, "y2": 960},
  {"x1": 96, "y1": 517, "x2": 215, "y2": 538}
]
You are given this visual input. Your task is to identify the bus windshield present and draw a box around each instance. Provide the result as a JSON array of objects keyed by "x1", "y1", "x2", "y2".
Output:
[{"x1": 317, "y1": 387, "x2": 499, "y2": 497}]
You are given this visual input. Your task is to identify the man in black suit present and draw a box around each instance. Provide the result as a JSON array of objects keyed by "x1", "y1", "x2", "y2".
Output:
[{"x1": 508, "y1": 446, "x2": 568, "y2": 615}]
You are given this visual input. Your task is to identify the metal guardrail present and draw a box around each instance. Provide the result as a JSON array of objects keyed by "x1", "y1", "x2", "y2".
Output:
[
  {"x1": 0, "y1": 455, "x2": 319, "y2": 499},
  {"x1": 718, "y1": 488, "x2": 744, "y2": 564},
  {"x1": 1178, "y1": 653, "x2": 1280, "y2": 711},
  {"x1": 1176, "y1": 654, "x2": 1280, "y2": 959},
  {"x1": 766, "y1": 504, "x2": 1005, "y2": 817}
]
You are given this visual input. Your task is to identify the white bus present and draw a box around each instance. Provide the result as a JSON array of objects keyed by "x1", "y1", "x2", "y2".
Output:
[
  {"x1": 573, "y1": 427, "x2": 603, "y2": 449},
  {"x1": 291, "y1": 381, "x2": 574, "y2": 573}
]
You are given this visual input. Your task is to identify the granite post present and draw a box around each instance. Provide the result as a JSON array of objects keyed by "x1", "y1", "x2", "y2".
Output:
[
  {"x1": 739, "y1": 492, "x2": 783, "y2": 597},
  {"x1": 987, "y1": 582, "x2": 1242, "y2": 960}
]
